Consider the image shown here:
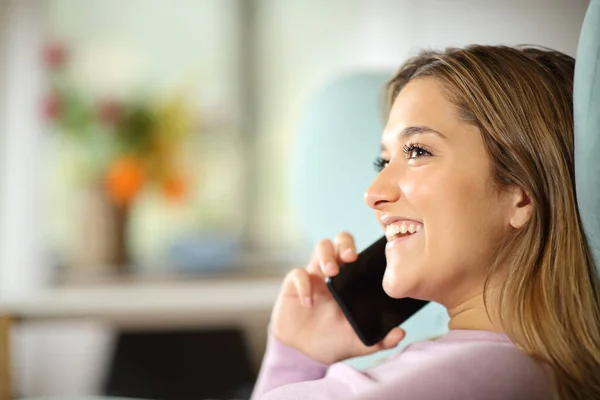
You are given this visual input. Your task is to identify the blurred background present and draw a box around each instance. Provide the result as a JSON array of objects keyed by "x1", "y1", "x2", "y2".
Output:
[{"x1": 0, "y1": 0, "x2": 590, "y2": 398}]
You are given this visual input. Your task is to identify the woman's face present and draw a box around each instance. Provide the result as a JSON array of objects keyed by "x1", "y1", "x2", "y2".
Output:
[{"x1": 365, "y1": 78, "x2": 515, "y2": 308}]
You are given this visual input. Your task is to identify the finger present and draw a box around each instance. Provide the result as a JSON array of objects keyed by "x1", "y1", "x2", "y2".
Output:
[
  {"x1": 306, "y1": 249, "x2": 325, "y2": 277},
  {"x1": 315, "y1": 239, "x2": 338, "y2": 276},
  {"x1": 289, "y1": 268, "x2": 313, "y2": 307},
  {"x1": 334, "y1": 231, "x2": 357, "y2": 263},
  {"x1": 376, "y1": 327, "x2": 406, "y2": 350},
  {"x1": 352, "y1": 327, "x2": 406, "y2": 357}
]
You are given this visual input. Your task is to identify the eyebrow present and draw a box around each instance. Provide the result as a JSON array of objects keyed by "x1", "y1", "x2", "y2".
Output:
[{"x1": 380, "y1": 125, "x2": 447, "y2": 151}]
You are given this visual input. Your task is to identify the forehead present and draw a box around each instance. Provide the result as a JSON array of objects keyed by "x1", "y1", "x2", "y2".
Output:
[
  {"x1": 382, "y1": 78, "x2": 472, "y2": 145},
  {"x1": 381, "y1": 77, "x2": 481, "y2": 149}
]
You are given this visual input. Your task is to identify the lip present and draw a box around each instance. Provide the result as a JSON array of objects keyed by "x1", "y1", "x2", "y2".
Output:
[
  {"x1": 379, "y1": 214, "x2": 423, "y2": 227},
  {"x1": 380, "y1": 214, "x2": 423, "y2": 252},
  {"x1": 385, "y1": 229, "x2": 422, "y2": 252}
]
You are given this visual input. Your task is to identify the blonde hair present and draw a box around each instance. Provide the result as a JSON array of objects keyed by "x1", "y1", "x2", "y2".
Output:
[{"x1": 386, "y1": 45, "x2": 600, "y2": 399}]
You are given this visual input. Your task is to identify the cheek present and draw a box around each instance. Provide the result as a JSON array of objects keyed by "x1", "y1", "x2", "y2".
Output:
[
  {"x1": 404, "y1": 166, "x2": 499, "y2": 238},
  {"x1": 384, "y1": 167, "x2": 502, "y2": 300}
]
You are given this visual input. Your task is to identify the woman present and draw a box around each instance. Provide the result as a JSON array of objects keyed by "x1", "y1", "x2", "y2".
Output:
[{"x1": 251, "y1": 45, "x2": 600, "y2": 400}]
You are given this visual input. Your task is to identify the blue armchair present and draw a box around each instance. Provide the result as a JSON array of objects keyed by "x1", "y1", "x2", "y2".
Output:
[{"x1": 575, "y1": 0, "x2": 600, "y2": 270}]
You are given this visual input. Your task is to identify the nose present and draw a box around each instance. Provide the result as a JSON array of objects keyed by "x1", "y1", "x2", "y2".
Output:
[{"x1": 364, "y1": 165, "x2": 401, "y2": 210}]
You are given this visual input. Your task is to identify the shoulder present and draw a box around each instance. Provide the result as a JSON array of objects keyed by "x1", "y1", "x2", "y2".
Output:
[
  {"x1": 447, "y1": 340, "x2": 550, "y2": 376},
  {"x1": 360, "y1": 339, "x2": 555, "y2": 400},
  {"x1": 431, "y1": 341, "x2": 554, "y2": 399}
]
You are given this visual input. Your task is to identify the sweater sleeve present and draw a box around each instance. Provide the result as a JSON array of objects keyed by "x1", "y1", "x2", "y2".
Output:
[
  {"x1": 348, "y1": 342, "x2": 556, "y2": 400},
  {"x1": 250, "y1": 337, "x2": 555, "y2": 400},
  {"x1": 250, "y1": 333, "x2": 329, "y2": 400}
]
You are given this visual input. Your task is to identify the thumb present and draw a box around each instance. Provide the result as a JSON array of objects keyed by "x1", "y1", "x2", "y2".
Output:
[
  {"x1": 353, "y1": 327, "x2": 406, "y2": 357},
  {"x1": 375, "y1": 327, "x2": 406, "y2": 350}
]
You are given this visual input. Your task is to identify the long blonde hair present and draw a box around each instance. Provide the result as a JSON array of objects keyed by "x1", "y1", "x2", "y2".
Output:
[{"x1": 386, "y1": 45, "x2": 600, "y2": 399}]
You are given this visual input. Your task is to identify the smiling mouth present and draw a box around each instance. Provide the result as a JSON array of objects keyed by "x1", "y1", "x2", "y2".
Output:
[{"x1": 385, "y1": 221, "x2": 423, "y2": 241}]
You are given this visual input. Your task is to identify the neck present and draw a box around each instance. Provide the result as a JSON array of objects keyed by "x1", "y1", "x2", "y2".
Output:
[{"x1": 446, "y1": 290, "x2": 503, "y2": 333}]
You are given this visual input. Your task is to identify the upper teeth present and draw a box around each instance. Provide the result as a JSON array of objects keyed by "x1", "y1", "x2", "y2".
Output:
[{"x1": 386, "y1": 222, "x2": 422, "y2": 237}]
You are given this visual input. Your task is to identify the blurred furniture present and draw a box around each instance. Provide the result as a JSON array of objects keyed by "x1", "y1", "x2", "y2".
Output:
[
  {"x1": 103, "y1": 329, "x2": 255, "y2": 399},
  {"x1": 292, "y1": 72, "x2": 388, "y2": 250},
  {"x1": 0, "y1": 276, "x2": 282, "y2": 399},
  {"x1": 0, "y1": 277, "x2": 280, "y2": 327},
  {"x1": 0, "y1": 315, "x2": 10, "y2": 400}
]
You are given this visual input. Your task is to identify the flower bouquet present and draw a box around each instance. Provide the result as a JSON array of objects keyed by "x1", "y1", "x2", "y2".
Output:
[{"x1": 43, "y1": 41, "x2": 196, "y2": 271}]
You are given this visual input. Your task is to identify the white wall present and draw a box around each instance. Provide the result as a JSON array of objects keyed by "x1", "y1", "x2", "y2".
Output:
[{"x1": 358, "y1": 0, "x2": 588, "y2": 68}]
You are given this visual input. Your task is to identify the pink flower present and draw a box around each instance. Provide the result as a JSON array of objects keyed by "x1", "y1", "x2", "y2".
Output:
[
  {"x1": 43, "y1": 94, "x2": 62, "y2": 120},
  {"x1": 43, "y1": 41, "x2": 67, "y2": 70}
]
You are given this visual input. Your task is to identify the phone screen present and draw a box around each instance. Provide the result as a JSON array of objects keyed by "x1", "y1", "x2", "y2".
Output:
[{"x1": 326, "y1": 236, "x2": 429, "y2": 346}]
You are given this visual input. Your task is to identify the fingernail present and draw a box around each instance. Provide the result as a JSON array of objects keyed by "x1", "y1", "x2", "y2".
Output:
[
  {"x1": 320, "y1": 261, "x2": 327, "y2": 274},
  {"x1": 343, "y1": 248, "x2": 355, "y2": 258},
  {"x1": 303, "y1": 296, "x2": 313, "y2": 307},
  {"x1": 326, "y1": 262, "x2": 337, "y2": 275}
]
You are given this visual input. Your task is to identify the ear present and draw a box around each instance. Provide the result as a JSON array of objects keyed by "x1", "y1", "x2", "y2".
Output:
[{"x1": 508, "y1": 186, "x2": 533, "y2": 229}]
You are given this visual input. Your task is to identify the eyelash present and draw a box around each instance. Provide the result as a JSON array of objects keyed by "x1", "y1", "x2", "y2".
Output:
[
  {"x1": 373, "y1": 157, "x2": 388, "y2": 172},
  {"x1": 403, "y1": 142, "x2": 433, "y2": 159},
  {"x1": 373, "y1": 143, "x2": 433, "y2": 172}
]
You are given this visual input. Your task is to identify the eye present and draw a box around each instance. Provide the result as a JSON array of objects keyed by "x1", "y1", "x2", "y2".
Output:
[
  {"x1": 373, "y1": 157, "x2": 389, "y2": 172},
  {"x1": 402, "y1": 143, "x2": 433, "y2": 159}
]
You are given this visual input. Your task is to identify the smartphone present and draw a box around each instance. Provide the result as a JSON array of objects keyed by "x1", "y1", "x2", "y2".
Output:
[{"x1": 326, "y1": 236, "x2": 429, "y2": 346}]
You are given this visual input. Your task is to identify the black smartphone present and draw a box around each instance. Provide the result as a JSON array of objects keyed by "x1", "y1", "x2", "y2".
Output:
[{"x1": 326, "y1": 236, "x2": 429, "y2": 346}]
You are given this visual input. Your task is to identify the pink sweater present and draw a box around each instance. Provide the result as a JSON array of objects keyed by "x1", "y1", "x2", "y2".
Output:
[{"x1": 251, "y1": 330, "x2": 555, "y2": 400}]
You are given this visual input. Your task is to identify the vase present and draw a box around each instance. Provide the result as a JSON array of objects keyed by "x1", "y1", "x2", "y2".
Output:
[{"x1": 69, "y1": 184, "x2": 131, "y2": 274}]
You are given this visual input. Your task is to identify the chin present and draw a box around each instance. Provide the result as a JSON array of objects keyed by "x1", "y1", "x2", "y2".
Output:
[
  {"x1": 382, "y1": 263, "x2": 421, "y2": 299},
  {"x1": 383, "y1": 237, "x2": 429, "y2": 294}
]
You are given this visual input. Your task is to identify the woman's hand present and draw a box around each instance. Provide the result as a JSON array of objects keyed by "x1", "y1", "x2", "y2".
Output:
[{"x1": 270, "y1": 232, "x2": 406, "y2": 365}]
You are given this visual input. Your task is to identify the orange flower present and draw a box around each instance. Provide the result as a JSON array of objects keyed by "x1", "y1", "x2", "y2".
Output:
[
  {"x1": 161, "y1": 172, "x2": 187, "y2": 202},
  {"x1": 105, "y1": 156, "x2": 145, "y2": 206}
]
